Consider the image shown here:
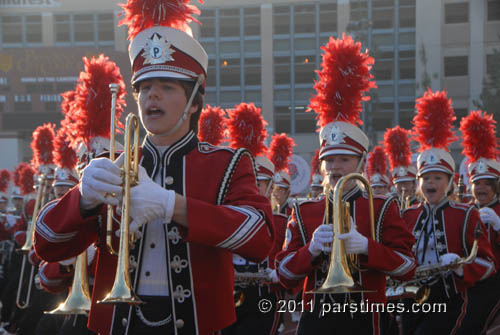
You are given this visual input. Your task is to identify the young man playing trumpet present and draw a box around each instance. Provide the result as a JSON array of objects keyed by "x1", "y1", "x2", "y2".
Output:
[{"x1": 34, "y1": 1, "x2": 273, "y2": 334}]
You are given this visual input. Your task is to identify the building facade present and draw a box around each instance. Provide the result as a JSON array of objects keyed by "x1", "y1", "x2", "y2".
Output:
[{"x1": 0, "y1": 0, "x2": 498, "y2": 189}]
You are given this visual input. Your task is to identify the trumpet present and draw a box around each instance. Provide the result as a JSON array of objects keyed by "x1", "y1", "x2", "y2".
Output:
[
  {"x1": 98, "y1": 113, "x2": 143, "y2": 305},
  {"x1": 45, "y1": 249, "x2": 91, "y2": 315},
  {"x1": 106, "y1": 83, "x2": 120, "y2": 255},
  {"x1": 313, "y1": 173, "x2": 375, "y2": 294},
  {"x1": 386, "y1": 224, "x2": 481, "y2": 304},
  {"x1": 16, "y1": 175, "x2": 48, "y2": 309}
]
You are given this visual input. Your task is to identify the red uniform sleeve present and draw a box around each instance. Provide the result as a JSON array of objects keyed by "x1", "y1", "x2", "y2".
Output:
[
  {"x1": 268, "y1": 214, "x2": 287, "y2": 269},
  {"x1": 34, "y1": 191, "x2": 101, "y2": 262},
  {"x1": 275, "y1": 210, "x2": 317, "y2": 290},
  {"x1": 38, "y1": 261, "x2": 73, "y2": 294},
  {"x1": 185, "y1": 153, "x2": 273, "y2": 263},
  {"x1": 361, "y1": 199, "x2": 417, "y2": 281},
  {"x1": 460, "y1": 208, "x2": 496, "y2": 286}
]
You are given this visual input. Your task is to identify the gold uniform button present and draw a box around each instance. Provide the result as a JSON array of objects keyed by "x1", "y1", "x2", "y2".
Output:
[
  {"x1": 166, "y1": 176, "x2": 174, "y2": 185},
  {"x1": 175, "y1": 319, "x2": 184, "y2": 329}
]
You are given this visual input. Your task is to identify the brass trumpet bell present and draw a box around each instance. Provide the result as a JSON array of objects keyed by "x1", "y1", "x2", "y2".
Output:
[{"x1": 46, "y1": 251, "x2": 91, "y2": 315}]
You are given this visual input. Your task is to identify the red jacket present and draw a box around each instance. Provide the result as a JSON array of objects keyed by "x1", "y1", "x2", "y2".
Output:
[
  {"x1": 34, "y1": 132, "x2": 273, "y2": 334},
  {"x1": 404, "y1": 199, "x2": 496, "y2": 294},
  {"x1": 276, "y1": 187, "x2": 416, "y2": 307},
  {"x1": 269, "y1": 213, "x2": 287, "y2": 269}
]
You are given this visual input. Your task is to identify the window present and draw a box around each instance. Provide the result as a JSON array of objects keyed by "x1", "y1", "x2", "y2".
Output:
[
  {"x1": 295, "y1": 56, "x2": 315, "y2": 84},
  {"x1": 220, "y1": 58, "x2": 240, "y2": 86},
  {"x1": 445, "y1": 3, "x2": 468, "y2": 24},
  {"x1": 206, "y1": 59, "x2": 216, "y2": 88},
  {"x1": 55, "y1": 15, "x2": 71, "y2": 43},
  {"x1": 374, "y1": 60, "x2": 393, "y2": 81},
  {"x1": 486, "y1": 53, "x2": 500, "y2": 76},
  {"x1": 45, "y1": 102, "x2": 58, "y2": 113},
  {"x1": 488, "y1": 0, "x2": 500, "y2": 21},
  {"x1": 400, "y1": 59, "x2": 415, "y2": 79},
  {"x1": 244, "y1": 57, "x2": 261, "y2": 86},
  {"x1": 97, "y1": 14, "x2": 114, "y2": 42},
  {"x1": 274, "y1": 56, "x2": 291, "y2": 85},
  {"x1": 54, "y1": 13, "x2": 114, "y2": 46},
  {"x1": 74, "y1": 14, "x2": 94, "y2": 43},
  {"x1": 220, "y1": 9, "x2": 239, "y2": 38},
  {"x1": 1, "y1": 16, "x2": 22, "y2": 44},
  {"x1": 294, "y1": 4, "x2": 315, "y2": 34},
  {"x1": 373, "y1": 8, "x2": 393, "y2": 29},
  {"x1": 273, "y1": 6, "x2": 290, "y2": 35},
  {"x1": 275, "y1": 106, "x2": 291, "y2": 133},
  {"x1": 26, "y1": 15, "x2": 42, "y2": 43},
  {"x1": 295, "y1": 109, "x2": 316, "y2": 133},
  {"x1": 200, "y1": 10, "x2": 216, "y2": 38},
  {"x1": 320, "y1": 3, "x2": 337, "y2": 33},
  {"x1": 444, "y1": 56, "x2": 468, "y2": 76},
  {"x1": 399, "y1": 6, "x2": 416, "y2": 28},
  {"x1": 14, "y1": 101, "x2": 32, "y2": 112},
  {"x1": 244, "y1": 7, "x2": 260, "y2": 36}
]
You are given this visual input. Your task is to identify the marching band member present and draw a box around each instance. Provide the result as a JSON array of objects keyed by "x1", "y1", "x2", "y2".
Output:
[
  {"x1": 309, "y1": 150, "x2": 324, "y2": 199},
  {"x1": 275, "y1": 34, "x2": 416, "y2": 335},
  {"x1": 402, "y1": 90, "x2": 496, "y2": 335},
  {"x1": 455, "y1": 110, "x2": 500, "y2": 334},
  {"x1": 383, "y1": 126, "x2": 419, "y2": 211},
  {"x1": 366, "y1": 146, "x2": 391, "y2": 196},
  {"x1": 34, "y1": 1, "x2": 273, "y2": 334}
]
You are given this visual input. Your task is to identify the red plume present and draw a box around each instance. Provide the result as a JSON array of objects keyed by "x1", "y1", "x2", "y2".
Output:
[
  {"x1": 31, "y1": 123, "x2": 56, "y2": 171},
  {"x1": 367, "y1": 146, "x2": 387, "y2": 177},
  {"x1": 71, "y1": 54, "x2": 126, "y2": 149},
  {"x1": 19, "y1": 165, "x2": 36, "y2": 195},
  {"x1": 0, "y1": 169, "x2": 10, "y2": 193},
  {"x1": 309, "y1": 33, "x2": 376, "y2": 129},
  {"x1": 119, "y1": 0, "x2": 202, "y2": 40},
  {"x1": 384, "y1": 126, "x2": 412, "y2": 170},
  {"x1": 13, "y1": 163, "x2": 29, "y2": 187},
  {"x1": 269, "y1": 133, "x2": 296, "y2": 173},
  {"x1": 227, "y1": 103, "x2": 268, "y2": 157},
  {"x1": 59, "y1": 90, "x2": 78, "y2": 146},
  {"x1": 460, "y1": 110, "x2": 498, "y2": 163},
  {"x1": 412, "y1": 89, "x2": 457, "y2": 151},
  {"x1": 310, "y1": 149, "x2": 321, "y2": 182},
  {"x1": 198, "y1": 105, "x2": 226, "y2": 146},
  {"x1": 53, "y1": 127, "x2": 78, "y2": 170}
]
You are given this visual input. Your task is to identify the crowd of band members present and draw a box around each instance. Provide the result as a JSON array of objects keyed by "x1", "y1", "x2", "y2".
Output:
[{"x1": 0, "y1": 148, "x2": 499, "y2": 334}]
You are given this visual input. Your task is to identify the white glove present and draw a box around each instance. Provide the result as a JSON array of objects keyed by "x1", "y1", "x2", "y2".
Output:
[
  {"x1": 5, "y1": 214, "x2": 16, "y2": 229},
  {"x1": 479, "y1": 207, "x2": 500, "y2": 232},
  {"x1": 440, "y1": 253, "x2": 464, "y2": 276},
  {"x1": 338, "y1": 218, "x2": 369, "y2": 255},
  {"x1": 79, "y1": 157, "x2": 123, "y2": 210},
  {"x1": 127, "y1": 165, "x2": 176, "y2": 234},
  {"x1": 269, "y1": 269, "x2": 279, "y2": 283},
  {"x1": 308, "y1": 224, "x2": 333, "y2": 257}
]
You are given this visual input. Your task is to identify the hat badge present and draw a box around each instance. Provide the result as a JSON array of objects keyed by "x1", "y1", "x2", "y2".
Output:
[
  {"x1": 142, "y1": 34, "x2": 175, "y2": 65},
  {"x1": 313, "y1": 174, "x2": 322, "y2": 184},
  {"x1": 477, "y1": 160, "x2": 487, "y2": 173},
  {"x1": 372, "y1": 174, "x2": 381, "y2": 183},
  {"x1": 426, "y1": 152, "x2": 437, "y2": 164},
  {"x1": 57, "y1": 168, "x2": 69, "y2": 180},
  {"x1": 397, "y1": 167, "x2": 406, "y2": 177},
  {"x1": 273, "y1": 173, "x2": 282, "y2": 183},
  {"x1": 326, "y1": 125, "x2": 345, "y2": 145}
]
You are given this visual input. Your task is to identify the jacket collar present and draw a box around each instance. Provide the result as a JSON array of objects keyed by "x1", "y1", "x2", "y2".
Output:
[{"x1": 141, "y1": 130, "x2": 198, "y2": 180}]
